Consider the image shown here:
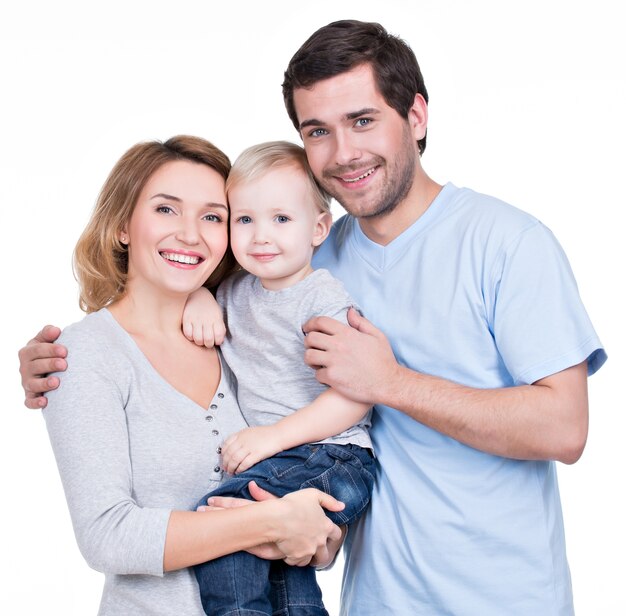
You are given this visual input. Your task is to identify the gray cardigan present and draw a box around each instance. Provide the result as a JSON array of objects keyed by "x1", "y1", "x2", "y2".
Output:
[{"x1": 44, "y1": 308, "x2": 247, "y2": 615}]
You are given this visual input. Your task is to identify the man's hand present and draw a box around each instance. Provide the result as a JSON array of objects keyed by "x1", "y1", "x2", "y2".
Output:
[
  {"x1": 18, "y1": 325, "x2": 67, "y2": 409},
  {"x1": 221, "y1": 426, "x2": 284, "y2": 474},
  {"x1": 303, "y1": 307, "x2": 399, "y2": 404}
]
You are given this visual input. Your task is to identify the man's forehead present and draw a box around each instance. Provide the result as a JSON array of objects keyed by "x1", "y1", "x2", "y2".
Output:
[{"x1": 292, "y1": 64, "x2": 384, "y2": 125}]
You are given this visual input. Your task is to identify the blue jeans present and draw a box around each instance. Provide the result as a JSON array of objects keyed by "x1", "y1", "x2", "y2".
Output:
[{"x1": 194, "y1": 443, "x2": 375, "y2": 616}]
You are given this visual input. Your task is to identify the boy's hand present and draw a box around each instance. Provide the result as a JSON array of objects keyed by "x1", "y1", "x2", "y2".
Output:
[
  {"x1": 18, "y1": 325, "x2": 67, "y2": 409},
  {"x1": 182, "y1": 287, "x2": 226, "y2": 348},
  {"x1": 221, "y1": 426, "x2": 285, "y2": 474}
]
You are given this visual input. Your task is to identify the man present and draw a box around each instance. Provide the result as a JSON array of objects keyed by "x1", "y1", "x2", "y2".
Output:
[{"x1": 20, "y1": 20, "x2": 605, "y2": 615}]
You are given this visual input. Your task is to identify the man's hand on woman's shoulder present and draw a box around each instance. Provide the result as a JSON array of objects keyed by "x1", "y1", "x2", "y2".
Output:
[{"x1": 18, "y1": 325, "x2": 67, "y2": 409}]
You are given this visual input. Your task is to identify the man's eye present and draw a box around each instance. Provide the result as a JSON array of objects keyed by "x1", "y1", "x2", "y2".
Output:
[
  {"x1": 355, "y1": 118, "x2": 372, "y2": 127},
  {"x1": 309, "y1": 128, "x2": 328, "y2": 137}
]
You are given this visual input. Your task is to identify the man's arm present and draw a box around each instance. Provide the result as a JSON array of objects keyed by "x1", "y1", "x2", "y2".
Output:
[
  {"x1": 303, "y1": 309, "x2": 588, "y2": 464},
  {"x1": 18, "y1": 325, "x2": 67, "y2": 409}
]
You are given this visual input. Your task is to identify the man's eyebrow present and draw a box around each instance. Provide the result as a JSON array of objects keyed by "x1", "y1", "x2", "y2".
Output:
[
  {"x1": 299, "y1": 108, "x2": 381, "y2": 131},
  {"x1": 299, "y1": 118, "x2": 326, "y2": 131},
  {"x1": 345, "y1": 107, "x2": 380, "y2": 120}
]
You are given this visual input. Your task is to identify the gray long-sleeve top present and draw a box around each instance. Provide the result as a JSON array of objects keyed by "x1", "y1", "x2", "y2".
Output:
[{"x1": 44, "y1": 308, "x2": 247, "y2": 615}]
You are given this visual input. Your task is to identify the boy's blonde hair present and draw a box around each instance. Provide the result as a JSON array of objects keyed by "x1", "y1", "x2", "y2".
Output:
[{"x1": 226, "y1": 141, "x2": 331, "y2": 214}]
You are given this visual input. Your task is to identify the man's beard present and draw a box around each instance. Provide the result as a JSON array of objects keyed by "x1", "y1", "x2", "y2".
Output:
[{"x1": 321, "y1": 125, "x2": 417, "y2": 219}]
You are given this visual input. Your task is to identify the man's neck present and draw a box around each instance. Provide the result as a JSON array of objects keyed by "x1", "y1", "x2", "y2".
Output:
[{"x1": 358, "y1": 173, "x2": 443, "y2": 246}]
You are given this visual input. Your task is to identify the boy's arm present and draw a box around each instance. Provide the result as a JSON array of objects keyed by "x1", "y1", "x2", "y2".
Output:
[
  {"x1": 221, "y1": 389, "x2": 370, "y2": 474},
  {"x1": 182, "y1": 287, "x2": 226, "y2": 348}
]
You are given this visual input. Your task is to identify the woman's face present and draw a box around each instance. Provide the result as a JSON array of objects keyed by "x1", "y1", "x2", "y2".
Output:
[{"x1": 124, "y1": 160, "x2": 229, "y2": 298}]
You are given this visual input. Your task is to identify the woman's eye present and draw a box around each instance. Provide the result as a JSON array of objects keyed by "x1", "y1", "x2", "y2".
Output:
[
  {"x1": 156, "y1": 205, "x2": 173, "y2": 214},
  {"x1": 203, "y1": 214, "x2": 221, "y2": 222}
]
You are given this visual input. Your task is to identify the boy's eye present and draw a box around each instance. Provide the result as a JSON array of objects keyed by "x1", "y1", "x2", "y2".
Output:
[
  {"x1": 237, "y1": 216, "x2": 253, "y2": 224},
  {"x1": 275, "y1": 215, "x2": 290, "y2": 224}
]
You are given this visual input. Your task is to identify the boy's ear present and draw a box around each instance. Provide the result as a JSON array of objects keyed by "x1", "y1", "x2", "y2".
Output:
[{"x1": 312, "y1": 211, "x2": 332, "y2": 247}]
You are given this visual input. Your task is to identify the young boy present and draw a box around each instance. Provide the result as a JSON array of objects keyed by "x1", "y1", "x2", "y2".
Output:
[{"x1": 187, "y1": 141, "x2": 374, "y2": 616}]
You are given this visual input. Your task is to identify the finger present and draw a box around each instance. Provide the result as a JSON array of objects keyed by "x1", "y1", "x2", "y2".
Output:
[
  {"x1": 214, "y1": 323, "x2": 226, "y2": 346},
  {"x1": 32, "y1": 325, "x2": 63, "y2": 345},
  {"x1": 23, "y1": 357, "x2": 68, "y2": 379},
  {"x1": 316, "y1": 491, "x2": 345, "y2": 513},
  {"x1": 347, "y1": 307, "x2": 379, "y2": 336},
  {"x1": 248, "y1": 481, "x2": 278, "y2": 502},
  {"x1": 182, "y1": 321, "x2": 194, "y2": 341},
  {"x1": 24, "y1": 375, "x2": 61, "y2": 396},
  {"x1": 284, "y1": 555, "x2": 312, "y2": 567},
  {"x1": 192, "y1": 325, "x2": 210, "y2": 348},
  {"x1": 326, "y1": 521, "x2": 343, "y2": 542},
  {"x1": 206, "y1": 496, "x2": 252, "y2": 509},
  {"x1": 235, "y1": 452, "x2": 258, "y2": 474},
  {"x1": 202, "y1": 325, "x2": 216, "y2": 348},
  {"x1": 24, "y1": 394, "x2": 49, "y2": 410},
  {"x1": 19, "y1": 342, "x2": 67, "y2": 364},
  {"x1": 303, "y1": 348, "x2": 327, "y2": 370},
  {"x1": 302, "y1": 316, "x2": 345, "y2": 336}
]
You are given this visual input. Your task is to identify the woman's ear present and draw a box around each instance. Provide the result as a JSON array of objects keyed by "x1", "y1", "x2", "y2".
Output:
[{"x1": 312, "y1": 211, "x2": 332, "y2": 247}]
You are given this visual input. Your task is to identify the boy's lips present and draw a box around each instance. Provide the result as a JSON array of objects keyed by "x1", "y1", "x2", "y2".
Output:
[{"x1": 249, "y1": 252, "x2": 279, "y2": 262}]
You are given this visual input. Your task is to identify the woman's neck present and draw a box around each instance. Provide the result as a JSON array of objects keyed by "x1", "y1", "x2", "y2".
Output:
[{"x1": 108, "y1": 286, "x2": 189, "y2": 340}]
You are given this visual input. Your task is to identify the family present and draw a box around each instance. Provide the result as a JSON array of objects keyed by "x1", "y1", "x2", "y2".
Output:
[{"x1": 18, "y1": 19, "x2": 605, "y2": 616}]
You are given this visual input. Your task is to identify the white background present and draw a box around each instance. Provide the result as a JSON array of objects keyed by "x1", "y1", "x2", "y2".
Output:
[{"x1": 1, "y1": 1, "x2": 623, "y2": 614}]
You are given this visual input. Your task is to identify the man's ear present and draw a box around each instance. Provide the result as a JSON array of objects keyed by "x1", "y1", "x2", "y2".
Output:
[
  {"x1": 407, "y1": 93, "x2": 428, "y2": 143},
  {"x1": 312, "y1": 211, "x2": 332, "y2": 247}
]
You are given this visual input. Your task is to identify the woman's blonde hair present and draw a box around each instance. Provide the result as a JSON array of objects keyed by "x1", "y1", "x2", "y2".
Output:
[
  {"x1": 226, "y1": 141, "x2": 331, "y2": 214},
  {"x1": 74, "y1": 135, "x2": 237, "y2": 313}
]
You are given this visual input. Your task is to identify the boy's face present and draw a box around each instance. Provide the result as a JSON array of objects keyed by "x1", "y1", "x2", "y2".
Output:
[{"x1": 228, "y1": 165, "x2": 331, "y2": 290}]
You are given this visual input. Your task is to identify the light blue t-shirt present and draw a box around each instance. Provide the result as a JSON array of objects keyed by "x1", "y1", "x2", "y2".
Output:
[{"x1": 313, "y1": 183, "x2": 606, "y2": 615}]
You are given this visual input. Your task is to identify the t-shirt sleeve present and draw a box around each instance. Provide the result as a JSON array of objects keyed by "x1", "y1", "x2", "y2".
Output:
[
  {"x1": 309, "y1": 272, "x2": 357, "y2": 326},
  {"x1": 44, "y1": 326, "x2": 170, "y2": 576},
  {"x1": 490, "y1": 222, "x2": 606, "y2": 385}
]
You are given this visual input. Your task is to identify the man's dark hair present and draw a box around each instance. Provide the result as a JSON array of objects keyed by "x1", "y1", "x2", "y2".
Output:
[{"x1": 283, "y1": 20, "x2": 429, "y2": 155}]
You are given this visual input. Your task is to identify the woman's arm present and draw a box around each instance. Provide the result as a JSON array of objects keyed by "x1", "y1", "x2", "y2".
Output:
[
  {"x1": 45, "y1": 325, "x2": 342, "y2": 575},
  {"x1": 164, "y1": 489, "x2": 343, "y2": 570}
]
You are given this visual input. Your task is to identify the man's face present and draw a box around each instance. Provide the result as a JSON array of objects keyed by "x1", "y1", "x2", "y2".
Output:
[{"x1": 294, "y1": 63, "x2": 422, "y2": 219}]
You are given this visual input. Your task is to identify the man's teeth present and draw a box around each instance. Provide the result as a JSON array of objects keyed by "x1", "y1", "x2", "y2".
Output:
[
  {"x1": 161, "y1": 252, "x2": 200, "y2": 265},
  {"x1": 343, "y1": 168, "x2": 375, "y2": 183}
]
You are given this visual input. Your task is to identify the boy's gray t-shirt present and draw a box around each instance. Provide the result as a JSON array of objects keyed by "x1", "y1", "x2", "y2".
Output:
[{"x1": 217, "y1": 268, "x2": 372, "y2": 449}]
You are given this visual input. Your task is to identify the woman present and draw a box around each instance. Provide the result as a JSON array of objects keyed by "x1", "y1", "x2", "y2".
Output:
[{"x1": 41, "y1": 135, "x2": 343, "y2": 615}]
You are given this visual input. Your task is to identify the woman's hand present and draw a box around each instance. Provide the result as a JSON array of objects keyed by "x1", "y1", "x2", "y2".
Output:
[
  {"x1": 204, "y1": 482, "x2": 346, "y2": 566},
  {"x1": 267, "y1": 488, "x2": 344, "y2": 566}
]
